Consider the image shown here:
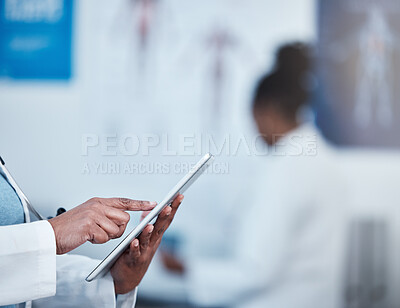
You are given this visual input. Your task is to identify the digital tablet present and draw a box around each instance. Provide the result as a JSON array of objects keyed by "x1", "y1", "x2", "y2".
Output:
[{"x1": 86, "y1": 153, "x2": 214, "y2": 282}]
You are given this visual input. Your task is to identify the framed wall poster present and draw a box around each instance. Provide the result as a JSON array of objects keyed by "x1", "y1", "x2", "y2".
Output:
[
  {"x1": 0, "y1": 0, "x2": 73, "y2": 80},
  {"x1": 316, "y1": 0, "x2": 400, "y2": 147}
]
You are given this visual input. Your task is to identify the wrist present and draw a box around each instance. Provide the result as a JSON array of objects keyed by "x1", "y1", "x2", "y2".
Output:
[
  {"x1": 114, "y1": 280, "x2": 137, "y2": 295},
  {"x1": 112, "y1": 270, "x2": 139, "y2": 295},
  {"x1": 48, "y1": 217, "x2": 62, "y2": 254}
]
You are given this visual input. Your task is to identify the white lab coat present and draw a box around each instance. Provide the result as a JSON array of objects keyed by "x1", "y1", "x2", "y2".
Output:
[
  {"x1": 0, "y1": 165, "x2": 137, "y2": 307},
  {"x1": 186, "y1": 124, "x2": 348, "y2": 308}
]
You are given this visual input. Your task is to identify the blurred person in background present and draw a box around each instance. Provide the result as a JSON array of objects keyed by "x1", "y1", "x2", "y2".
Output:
[{"x1": 161, "y1": 43, "x2": 347, "y2": 308}]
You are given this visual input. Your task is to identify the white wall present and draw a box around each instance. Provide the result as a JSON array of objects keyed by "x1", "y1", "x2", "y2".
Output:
[
  {"x1": 0, "y1": 0, "x2": 316, "y2": 255},
  {"x1": 0, "y1": 0, "x2": 320, "y2": 302},
  {"x1": 337, "y1": 150, "x2": 400, "y2": 307}
]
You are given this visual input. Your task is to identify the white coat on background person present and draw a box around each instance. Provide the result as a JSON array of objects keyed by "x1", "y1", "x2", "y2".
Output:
[
  {"x1": 184, "y1": 123, "x2": 348, "y2": 308},
  {"x1": 159, "y1": 42, "x2": 349, "y2": 308}
]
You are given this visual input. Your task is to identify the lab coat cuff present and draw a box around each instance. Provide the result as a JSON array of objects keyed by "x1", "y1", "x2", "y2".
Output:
[
  {"x1": 116, "y1": 287, "x2": 138, "y2": 308},
  {"x1": 35, "y1": 220, "x2": 57, "y2": 299}
]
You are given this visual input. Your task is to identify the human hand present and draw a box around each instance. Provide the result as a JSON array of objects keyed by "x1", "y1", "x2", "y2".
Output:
[
  {"x1": 110, "y1": 194, "x2": 184, "y2": 294},
  {"x1": 160, "y1": 250, "x2": 186, "y2": 275},
  {"x1": 48, "y1": 198, "x2": 156, "y2": 254}
]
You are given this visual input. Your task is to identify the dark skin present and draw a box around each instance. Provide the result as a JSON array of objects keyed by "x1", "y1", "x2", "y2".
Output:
[
  {"x1": 111, "y1": 194, "x2": 184, "y2": 294},
  {"x1": 252, "y1": 104, "x2": 298, "y2": 146},
  {"x1": 161, "y1": 103, "x2": 299, "y2": 275},
  {"x1": 161, "y1": 250, "x2": 185, "y2": 274},
  {"x1": 49, "y1": 198, "x2": 157, "y2": 255}
]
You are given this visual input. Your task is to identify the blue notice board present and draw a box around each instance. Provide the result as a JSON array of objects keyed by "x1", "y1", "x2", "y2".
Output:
[{"x1": 0, "y1": 0, "x2": 73, "y2": 80}]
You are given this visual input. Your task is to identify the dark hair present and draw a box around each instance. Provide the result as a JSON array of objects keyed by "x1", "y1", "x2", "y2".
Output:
[{"x1": 253, "y1": 42, "x2": 312, "y2": 121}]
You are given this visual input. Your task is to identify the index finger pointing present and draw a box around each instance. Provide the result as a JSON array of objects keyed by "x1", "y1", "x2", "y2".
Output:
[{"x1": 101, "y1": 198, "x2": 157, "y2": 211}]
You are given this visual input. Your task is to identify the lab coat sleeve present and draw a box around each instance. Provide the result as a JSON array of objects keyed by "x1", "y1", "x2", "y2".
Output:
[
  {"x1": 32, "y1": 254, "x2": 137, "y2": 308},
  {"x1": 0, "y1": 220, "x2": 56, "y2": 306}
]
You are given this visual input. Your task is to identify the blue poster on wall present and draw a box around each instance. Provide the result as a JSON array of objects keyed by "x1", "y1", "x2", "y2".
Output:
[{"x1": 0, "y1": 0, "x2": 73, "y2": 80}]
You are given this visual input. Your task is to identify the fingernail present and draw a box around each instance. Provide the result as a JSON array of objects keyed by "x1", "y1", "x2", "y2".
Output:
[
  {"x1": 150, "y1": 201, "x2": 157, "y2": 206},
  {"x1": 133, "y1": 239, "x2": 139, "y2": 247},
  {"x1": 166, "y1": 207, "x2": 172, "y2": 216},
  {"x1": 179, "y1": 195, "x2": 184, "y2": 201},
  {"x1": 148, "y1": 225, "x2": 154, "y2": 233}
]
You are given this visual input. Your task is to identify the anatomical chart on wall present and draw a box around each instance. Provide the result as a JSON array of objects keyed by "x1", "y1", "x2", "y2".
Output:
[
  {"x1": 316, "y1": 0, "x2": 400, "y2": 147},
  {"x1": 113, "y1": 0, "x2": 160, "y2": 74},
  {"x1": 178, "y1": 23, "x2": 245, "y2": 131},
  {"x1": 108, "y1": 0, "x2": 178, "y2": 100},
  {"x1": 84, "y1": 0, "x2": 177, "y2": 134},
  {"x1": 206, "y1": 26, "x2": 237, "y2": 122}
]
